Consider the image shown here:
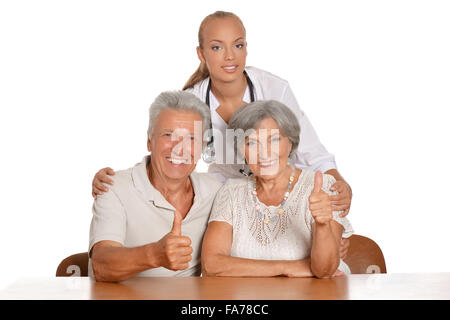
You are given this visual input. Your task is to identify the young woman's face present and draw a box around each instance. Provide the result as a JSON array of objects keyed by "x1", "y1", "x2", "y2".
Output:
[{"x1": 197, "y1": 17, "x2": 247, "y2": 84}]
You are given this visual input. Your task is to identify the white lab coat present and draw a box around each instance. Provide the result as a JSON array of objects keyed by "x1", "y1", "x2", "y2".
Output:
[{"x1": 185, "y1": 66, "x2": 337, "y2": 182}]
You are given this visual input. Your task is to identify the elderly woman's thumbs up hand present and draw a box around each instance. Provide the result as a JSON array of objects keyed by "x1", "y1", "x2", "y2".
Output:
[{"x1": 309, "y1": 171, "x2": 333, "y2": 225}]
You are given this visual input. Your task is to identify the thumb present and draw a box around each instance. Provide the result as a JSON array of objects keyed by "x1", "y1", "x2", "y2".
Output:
[
  {"x1": 333, "y1": 270, "x2": 345, "y2": 277},
  {"x1": 171, "y1": 210, "x2": 183, "y2": 236},
  {"x1": 313, "y1": 171, "x2": 323, "y2": 193}
]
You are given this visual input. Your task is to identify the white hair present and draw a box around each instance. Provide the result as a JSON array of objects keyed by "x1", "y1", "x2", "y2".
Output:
[
  {"x1": 228, "y1": 100, "x2": 301, "y2": 160},
  {"x1": 147, "y1": 90, "x2": 211, "y2": 139}
]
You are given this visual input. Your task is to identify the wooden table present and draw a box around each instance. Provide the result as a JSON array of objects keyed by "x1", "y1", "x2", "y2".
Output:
[{"x1": 1, "y1": 273, "x2": 450, "y2": 300}]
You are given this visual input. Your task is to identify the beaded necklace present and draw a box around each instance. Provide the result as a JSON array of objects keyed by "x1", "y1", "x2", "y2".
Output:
[{"x1": 251, "y1": 166, "x2": 295, "y2": 224}]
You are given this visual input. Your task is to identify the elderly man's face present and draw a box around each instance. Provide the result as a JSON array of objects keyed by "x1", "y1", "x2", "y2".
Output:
[
  {"x1": 147, "y1": 109, "x2": 203, "y2": 181},
  {"x1": 244, "y1": 117, "x2": 292, "y2": 178}
]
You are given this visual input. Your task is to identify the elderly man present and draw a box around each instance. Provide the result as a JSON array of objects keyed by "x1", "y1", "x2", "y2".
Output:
[{"x1": 88, "y1": 91, "x2": 222, "y2": 281}]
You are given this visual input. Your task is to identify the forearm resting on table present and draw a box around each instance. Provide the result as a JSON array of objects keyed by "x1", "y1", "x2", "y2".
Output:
[
  {"x1": 202, "y1": 254, "x2": 311, "y2": 278},
  {"x1": 202, "y1": 221, "x2": 312, "y2": 277},
  {"x1": 311, "y1": 222, "x2": 341, "y2": 278},
  {"x1": 91, "y1": 241, "x2": 159, "y2": 282}
]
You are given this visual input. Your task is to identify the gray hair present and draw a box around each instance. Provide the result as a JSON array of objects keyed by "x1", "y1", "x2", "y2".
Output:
[
  {"x1": 147, "y1": 90, "x2": 211, "y2": 139},
  {"x1": 227, "y1": 100, "x2": 300, "y2": 160}
]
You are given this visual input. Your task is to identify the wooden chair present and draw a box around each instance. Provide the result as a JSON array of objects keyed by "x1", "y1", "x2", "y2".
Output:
[
  {"x1": 56, "y1": 235, "x2": 386, "y2": 277},
  {"x1": 344, "y1": 234, "x2": 387, "y2": 274},
  {"x1": 56, "y1": 252, "x2": 89, "y2": 277}
]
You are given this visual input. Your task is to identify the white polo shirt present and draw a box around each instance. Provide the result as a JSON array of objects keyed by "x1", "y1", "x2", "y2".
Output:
[
  {"x1": 88, "y1": 155, "x2": 223, "y2": 277},
  {"x1": 186, "y1": 66, "x2": 337, "y2": 182}
]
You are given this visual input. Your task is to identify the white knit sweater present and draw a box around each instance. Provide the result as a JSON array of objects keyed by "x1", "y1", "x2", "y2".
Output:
[{"x1": 209, "y1": 170, "x2": 354, "y2": 274}]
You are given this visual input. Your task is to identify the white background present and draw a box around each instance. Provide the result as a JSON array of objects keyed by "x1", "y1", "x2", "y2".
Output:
[{"x1": 1, "y1": 0, "x2": 449, "y2": 290}]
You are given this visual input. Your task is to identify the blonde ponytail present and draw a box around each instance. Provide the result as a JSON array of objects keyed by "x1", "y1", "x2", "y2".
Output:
[
  {"x1": 182, "y1": 11, "x2": 245, "y2": 90},
  {"x1": 182, "y1": 62, "x2": 209, "y2": 90}
]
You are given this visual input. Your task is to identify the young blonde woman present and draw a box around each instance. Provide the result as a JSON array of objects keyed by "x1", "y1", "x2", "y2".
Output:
[{"x1": 91, "y1": 11, "x2": 353, "y2": 257}]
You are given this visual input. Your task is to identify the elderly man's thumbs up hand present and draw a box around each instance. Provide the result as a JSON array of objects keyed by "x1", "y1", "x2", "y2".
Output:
[
  {"x1": 309, "y1": 171, "x2": 333, "y2": 225},
  {"x1": 156, "y1": 210, "x2": 193, "y2": 271},
  {"x1": 171, "y1": 209, "x2": 183, "y2": 236}
]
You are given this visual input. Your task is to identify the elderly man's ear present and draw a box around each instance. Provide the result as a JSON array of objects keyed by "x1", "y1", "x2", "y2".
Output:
[{"x1": 147, "y1": 138, "x2": 152, "y2": 153}]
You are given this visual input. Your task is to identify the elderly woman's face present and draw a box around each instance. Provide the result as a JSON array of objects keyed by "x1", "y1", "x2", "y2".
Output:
[
  {"x1": 244, "y1": 117, "x2": 292, "y2": 178},
  {"x1": 147, "y1": 109, "x2": 203, "y2": 181}
]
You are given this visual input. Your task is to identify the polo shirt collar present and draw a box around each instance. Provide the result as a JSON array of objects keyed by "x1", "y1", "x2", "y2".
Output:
[
  {"x1": 131, "y1": 155, "x2": 173, "y2": 211},
  {"x1": 131, "y1": 155, "x2": 203, "y2": 211}
]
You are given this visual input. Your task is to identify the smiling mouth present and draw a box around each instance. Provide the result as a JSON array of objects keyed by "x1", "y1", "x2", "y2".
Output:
[
  {"x1": 258, "y1": 159, "x2": 278, "y2": 167},
  {"x1": 166, "y1": 157, "x2": 190, "y2": 165},
  {"x1": 222, "y1": 65, "x2": 238, "y2": 72}
]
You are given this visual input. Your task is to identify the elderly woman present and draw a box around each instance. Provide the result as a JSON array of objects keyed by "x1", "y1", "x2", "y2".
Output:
[{"x1": 201, "y1": 100, "x2": 353, "y2": 278}]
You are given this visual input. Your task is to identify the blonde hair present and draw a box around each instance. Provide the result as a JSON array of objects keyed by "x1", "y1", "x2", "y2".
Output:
[{"x1": 182, "y1": 11, "x2": 246, "y2": 90}]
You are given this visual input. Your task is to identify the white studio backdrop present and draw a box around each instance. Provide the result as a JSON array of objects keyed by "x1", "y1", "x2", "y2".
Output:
[{"x1": 1, "y1": 0, "x2": 449, "y2": 289}]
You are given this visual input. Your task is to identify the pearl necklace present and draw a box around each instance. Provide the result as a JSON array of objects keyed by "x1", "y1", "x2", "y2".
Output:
[{"x1": 252, "y1": 166, "x2": 295, "y2": 224}]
